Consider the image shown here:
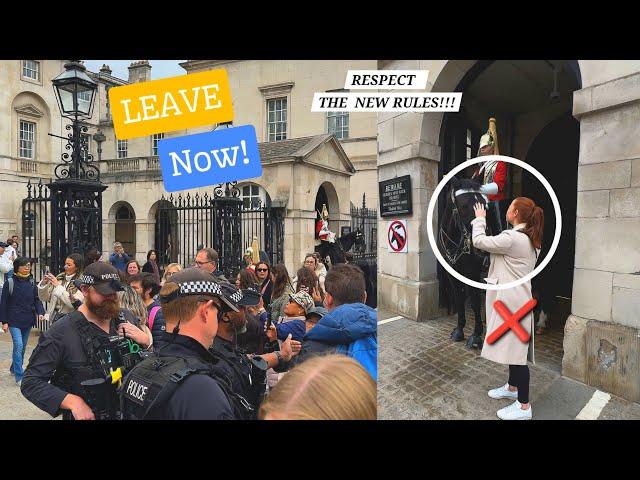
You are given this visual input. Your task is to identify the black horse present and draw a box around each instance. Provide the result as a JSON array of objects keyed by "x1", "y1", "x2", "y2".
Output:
[
  {"x1": 315, "y1": 229, "x2": 365, "y2": 267},
  {"x1": 437, "y1": 177, "x2": 490, "y2": 349}
]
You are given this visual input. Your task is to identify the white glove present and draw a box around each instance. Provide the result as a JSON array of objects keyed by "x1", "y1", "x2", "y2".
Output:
[{"x1": 479, "y1": 182, "x2": 498, "y2": 195}]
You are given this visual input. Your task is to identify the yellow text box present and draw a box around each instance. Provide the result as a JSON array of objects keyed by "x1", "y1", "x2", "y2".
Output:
[{"x1": 109, "y1": 69, "x2": 233, "y2": 140}]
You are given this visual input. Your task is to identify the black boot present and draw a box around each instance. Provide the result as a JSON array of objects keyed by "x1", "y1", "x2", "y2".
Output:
[
  {"x1": 465, "y1": 334, "x2": 483, "y2": 349},
  {"x1": 450, "y1": 327, "x2": 464, "y2": 342}
]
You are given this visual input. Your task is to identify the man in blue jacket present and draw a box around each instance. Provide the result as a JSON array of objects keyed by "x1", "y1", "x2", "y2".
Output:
[
  {"x1": 109, "y1": 242, "x2": 130, "y2": 272},
  {"x1": 292, "y1": 263, "x2": 377, "y2": 381}
]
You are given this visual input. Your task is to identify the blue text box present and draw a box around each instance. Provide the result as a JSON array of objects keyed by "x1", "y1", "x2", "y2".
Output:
[{"x1": 158, "y1": 125, "x2": 262, "y2": 192}]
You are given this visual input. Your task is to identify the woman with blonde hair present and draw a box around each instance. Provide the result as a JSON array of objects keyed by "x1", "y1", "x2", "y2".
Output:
[
  {"x1": 259, "y1": 354, "x2": 376, "y2": 420},
  {"x1": 116, "y1": 270, "x2": 153, "y2": 350},
  {"x1": 472, "y1": 196, "x2": 544, "y2": 421},
  {"x1": 161, "y1": 263, "x2": 182, "y2": 286}
]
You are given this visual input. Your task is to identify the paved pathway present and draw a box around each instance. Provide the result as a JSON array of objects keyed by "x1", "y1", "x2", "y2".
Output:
[
  {"x1": 377, "y1": 310, "x2": 640, "y2": 420},
  {"x1": 0, "y1": 331, "x2": 55, "y2": 420}
]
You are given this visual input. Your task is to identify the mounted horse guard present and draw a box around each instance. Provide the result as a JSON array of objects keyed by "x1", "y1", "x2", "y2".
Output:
[
  {"x1": 316, "y1": 203, "x2": 336, "y2": 244},
  {"x1": 315, "y1": 203, "x2": 336, "y2": 267},
  {"x1": 436, "y1": 118, "x2": 509, "y2": 349},
  {"x1": 314, "y1": 203, "x2": 365, "y2": 268},
  {"x1": 438, "y1": 116, "x2": 509, "y2": 351}
]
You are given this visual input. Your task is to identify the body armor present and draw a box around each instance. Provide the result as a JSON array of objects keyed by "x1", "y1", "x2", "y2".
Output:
[{"x1": 480, "y1": 160, "x2": 500, "y2": 185}]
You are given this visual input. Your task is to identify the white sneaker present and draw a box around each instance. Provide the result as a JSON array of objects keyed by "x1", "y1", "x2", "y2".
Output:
[
  {"x1": 497, "y1": 400, "x2": 532, "y2": 420},
  {"x1": 488, "y1": 383, "x2": 518, "y2": 400}
]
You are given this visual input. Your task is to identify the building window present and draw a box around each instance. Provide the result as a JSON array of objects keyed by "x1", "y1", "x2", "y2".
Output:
[
  {"x1": 152, "y1": 133, "x2": 164, "y2": 156},
  {"x1": 466, "y1": 128, "x2": 472, "y2": 160},
  {"x1": 267, "y1": 97, "x2": 287, "y2": 141},
  {"x1": 81, "y1": 133, "x2": 91, "y2": 161},
  {"x1": 77, "y1": 90, "x2": 93, "y2": 115},
  {"x1": 117, "y1": 139, "x2": 128, "y2": 159},
  {"x1": 241, "y1": 184, "x2": 262, "y2": 209},
  {"x1": 327, "y1": 111, "x2": 349, "y2": 139},
  {"x1": 19, "y1": 120, "x2": 36, "y2": 159},
  {"x1": 22, "y1": 60, "x2": 40, "y2": 81}
]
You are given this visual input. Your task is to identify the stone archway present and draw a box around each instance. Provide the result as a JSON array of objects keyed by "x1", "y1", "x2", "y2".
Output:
[
  {"x1": 314, "y1": 181, "x2": 340, "y2": 238},
  {"x1": 433, "y1": 61, "x2": 582, "y2": 329},
  {"x1": 108, "y1": 201, "x2": 136, "y2": 258},
  {"x1": 150, "y1": 199, "x2": 178, "y2": 267}
]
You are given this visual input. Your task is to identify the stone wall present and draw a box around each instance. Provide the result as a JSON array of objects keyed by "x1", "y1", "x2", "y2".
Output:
[{"x1": 563, "y1": 70, "x2": 640, "y2": 401}]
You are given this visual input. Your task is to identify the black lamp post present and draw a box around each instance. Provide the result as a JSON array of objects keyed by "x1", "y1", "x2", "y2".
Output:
[{"x1": 49, "y1": 60, "x2": 107, "y2": 272}]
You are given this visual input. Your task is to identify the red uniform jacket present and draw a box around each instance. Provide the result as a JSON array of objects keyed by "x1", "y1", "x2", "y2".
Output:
[{"x1": 473, "y1": 161, "x2": 507, "y2": 201}]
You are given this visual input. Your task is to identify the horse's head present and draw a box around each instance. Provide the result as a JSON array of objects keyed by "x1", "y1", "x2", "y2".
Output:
[{"x1": 448, "y1": 177, "x2": 486, "y2": 227}]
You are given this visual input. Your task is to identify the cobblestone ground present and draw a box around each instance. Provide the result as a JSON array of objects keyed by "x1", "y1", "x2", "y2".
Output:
[
  {"x1": 378, "y1": 312, "x2": 639, "y2": 420},
  {"x1": 0, "y1": 331, "x2": 54, "y2": 420}
]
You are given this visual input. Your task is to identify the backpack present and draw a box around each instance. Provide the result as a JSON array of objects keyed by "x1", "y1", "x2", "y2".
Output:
[
  {"x1": 119, "y1": 353, "x2": 253, "y2": 420},
  {"x1": 335, "y1": 335, "x2": 377, "y2": 382}
]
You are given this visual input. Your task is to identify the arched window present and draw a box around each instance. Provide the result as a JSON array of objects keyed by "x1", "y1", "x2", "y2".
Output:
[{"x1": 116, "y1": 205, "x2": 134, "y2": 220}]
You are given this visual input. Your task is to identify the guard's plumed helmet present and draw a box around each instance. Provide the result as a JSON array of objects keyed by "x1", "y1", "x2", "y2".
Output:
[{"x1": 478, "y1": 117, "x2": 499, "y2": 155}]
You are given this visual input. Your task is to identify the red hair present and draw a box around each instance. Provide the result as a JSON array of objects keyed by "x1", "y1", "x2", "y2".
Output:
[{"x1": 512, "y1": 197, "x2": 544, "y2": 249}]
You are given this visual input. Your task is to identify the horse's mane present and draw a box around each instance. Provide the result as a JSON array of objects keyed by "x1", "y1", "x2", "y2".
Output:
[{"x1": 453, "y1": 178, "x2": 481, "y2": 190}]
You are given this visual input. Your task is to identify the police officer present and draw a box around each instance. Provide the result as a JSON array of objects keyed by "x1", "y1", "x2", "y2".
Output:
[
  {"x1": 21, "y1": 262, "x2": 148, "y2": 420},
  {"x1": 211, "y1": 282, "x2": 300, "y2": 419},
  {"x1": 120, "y1": 268, "x2": 240, "y2": 420}
]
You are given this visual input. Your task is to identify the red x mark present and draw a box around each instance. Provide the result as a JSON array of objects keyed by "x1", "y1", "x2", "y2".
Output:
[{"x1": 486, "y1": 299, "x2": 537, "y2": 345}]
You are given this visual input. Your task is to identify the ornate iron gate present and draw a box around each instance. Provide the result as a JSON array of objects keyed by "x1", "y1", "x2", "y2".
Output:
[
  {"x1": 21, "y1": 179, "x2": 52, "y2": 285},
  {"x1": 155, "y1": 183, "x2": 285, "y2": 279},
  {"x1": 350, "y1": 193, "x2": 377, "y2": 260}
]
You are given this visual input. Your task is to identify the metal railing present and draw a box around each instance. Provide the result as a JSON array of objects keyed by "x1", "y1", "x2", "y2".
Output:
[{"x1": 350, "y1": 193, "x2": 378, "y2": 259}]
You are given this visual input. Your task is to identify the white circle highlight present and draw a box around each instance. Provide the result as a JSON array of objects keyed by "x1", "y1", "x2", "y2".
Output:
[{"x1": 426, "y1": 155, "x2": 562, "y2": 291}]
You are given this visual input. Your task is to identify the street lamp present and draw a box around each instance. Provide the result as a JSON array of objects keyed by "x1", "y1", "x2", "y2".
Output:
[
  {"x1": 52, "y1": 60, "x2": 97, "y2": 120},
  {"x1": 49, "y1": 60, "x2": 107, "y2": 272},
  {"x1": 51, "y1": 60, "x2": 99, "y2": 181}
]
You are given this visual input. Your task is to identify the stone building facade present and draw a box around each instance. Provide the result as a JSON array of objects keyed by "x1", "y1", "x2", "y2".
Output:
[{"x1": 377, "y1": 60, "x2": 640, "y2": 402}]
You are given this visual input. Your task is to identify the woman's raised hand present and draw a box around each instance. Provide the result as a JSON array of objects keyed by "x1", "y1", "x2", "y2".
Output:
[{"x1": 473, "y1": 202, "x2": 487, "y2": 219}]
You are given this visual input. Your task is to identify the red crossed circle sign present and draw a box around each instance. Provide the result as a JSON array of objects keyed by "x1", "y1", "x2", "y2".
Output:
[{"x1": 388, "y1": 220, "x2": 407, "y2": 252}]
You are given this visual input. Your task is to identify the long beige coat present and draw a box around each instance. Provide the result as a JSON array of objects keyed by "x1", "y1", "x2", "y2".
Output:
[{"x1": 471, "y1": 218, "x2": 538, "y2": 366}]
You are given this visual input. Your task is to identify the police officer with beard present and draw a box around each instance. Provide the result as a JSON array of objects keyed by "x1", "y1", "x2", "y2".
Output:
[
  {"x1": 211, "y1": 282, "x2": 301, "y2": 419},
  {"x1": 21, "y1": 262, "x2": 148, "y2": 420}
]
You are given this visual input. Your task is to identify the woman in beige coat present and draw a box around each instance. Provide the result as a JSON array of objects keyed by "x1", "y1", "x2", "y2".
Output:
[
  {"x1": 471, "y1": 197, "x2": 543, "y2": 420},
  {"x1": 37, "y1": 253, "x2": 84, "y2": 323}
]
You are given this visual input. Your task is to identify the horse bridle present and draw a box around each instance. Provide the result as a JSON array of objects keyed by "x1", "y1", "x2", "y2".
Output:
[{"x1": 438, "y1": 188, "x2": 488, "y2": 265}]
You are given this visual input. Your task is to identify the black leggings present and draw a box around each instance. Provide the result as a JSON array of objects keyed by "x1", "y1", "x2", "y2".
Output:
[{"x1": 508, "y1": 365, "x2": 530, "y2": 404}]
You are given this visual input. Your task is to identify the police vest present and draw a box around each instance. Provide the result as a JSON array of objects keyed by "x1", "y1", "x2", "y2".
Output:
[
  {"x1": 208, "y1": 344, "x2": 268, "y2": 419},
  {"x1": 119, "y1": 353, "x2": 255, "y2": 420},
  {"x1": 52, "y1": 310, "x2": 145, "y2": 420}
]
